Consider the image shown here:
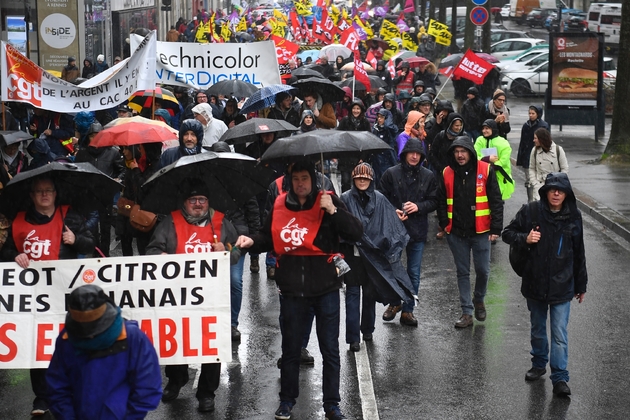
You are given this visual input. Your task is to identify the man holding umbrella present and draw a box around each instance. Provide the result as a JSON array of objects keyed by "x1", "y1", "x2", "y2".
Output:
[
  {"x1": 236, "y1": 161, "x2": 363, "y2": 420},
  {"x1": 300, "y1": 91, "x2": 337, "y2": 129},
  {"x1": 146, "y1": 178, "x2": 241, "y2": 412},
  {"x1": 1, "y1": 176, "x2": 95, "y2": 416}
]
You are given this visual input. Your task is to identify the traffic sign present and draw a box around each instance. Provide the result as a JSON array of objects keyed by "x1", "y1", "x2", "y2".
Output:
[
  {"x1": 470, "y1": 6, "x2": 489, "y2": 26},
  {"x1": 471, "y1": 0, "x2": 488, "y2": 5}
]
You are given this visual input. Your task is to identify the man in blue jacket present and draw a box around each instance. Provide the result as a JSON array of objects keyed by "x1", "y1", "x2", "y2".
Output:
[{"x1": 47, "y1": 284, "x2": 162, "y2": 419}]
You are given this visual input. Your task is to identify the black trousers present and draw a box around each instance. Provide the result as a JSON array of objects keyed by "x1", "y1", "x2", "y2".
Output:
[
  {"x1": 165, "y1": 363, "x2": 221, "y2": 400},
  {"x1": 30, "y1": 368, "x2": 47, "y2": 399}
]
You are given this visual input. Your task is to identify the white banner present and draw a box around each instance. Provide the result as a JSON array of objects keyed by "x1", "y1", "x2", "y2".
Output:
[
  {"x1": 131, "y1": 35, "x2": 282, "y2": 89},
  {"x1": 1, "y1": 31, "x2": 157, "y2": 113},
  {"x1": 0, "y1": 253, "x2": 231, "y2": 369}
]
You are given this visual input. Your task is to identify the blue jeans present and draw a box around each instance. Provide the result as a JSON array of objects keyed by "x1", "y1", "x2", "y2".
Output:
[
  {"x1": 527, "y1": 299, "x2": 571, "y2": 384},
  {"x1": 446, "y1": 233, "x2": 491, "y2": 315},
  {"x1": 230, "y1": 254, "x2": 245, "y2": 327},
  {"x1": 345, "y1": 285, "x2": 376, "y2": 344},
  {"x1": 266, "y1": 252, "x2": 277, "y2": 268},
  {"x1": 279, "y1": 290, "x2": 341, "y2": 410},
  {"x1": 278, "y1": 294, "x2": 314, "y2": 349},
  {"x1": 402, "y1": 240, "x2": 425, "y2": 313}
]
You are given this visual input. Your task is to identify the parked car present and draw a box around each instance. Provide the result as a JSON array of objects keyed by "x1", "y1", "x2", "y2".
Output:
[
  {"x1": 455, "y1": 30, "x2": 532, "y2": 52},
  {"x1": 496, "y1": 51, "x2": 548, "y2": 72},
  {"x1": 501, "y1": 43, "x2": 549, "y2": 61},
  {"x1": 491, "y1": 38, "x2": 547, "y2": 60},
  {"x1": 526, "y1": 8, "x2": 556, "y2": 28},
  {"x1": 566, "y1": 13, "x2": 589, "y2": 32},
  {"x1": 500, "y1": 4, "x2": 511, "y2": 18}
]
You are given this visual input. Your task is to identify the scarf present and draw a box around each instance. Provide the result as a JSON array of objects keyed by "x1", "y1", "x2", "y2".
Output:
[
  {"x1": 487, "y1": 101, "x2": 509, "y2": 122},
  {"x1": 1, "y1": 148, "x2": 17, "y2": 166},
  {"x1": 181, "y1": 206, "x2": 210, "y2": 225},
  {"x1": 68, "y1": 307, "x2": 123, "y2": 353}
]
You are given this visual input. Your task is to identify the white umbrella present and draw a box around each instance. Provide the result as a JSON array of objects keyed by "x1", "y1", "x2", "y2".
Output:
[{"x1": 319, "y1": 44, "x2": 353, "y2": 61}]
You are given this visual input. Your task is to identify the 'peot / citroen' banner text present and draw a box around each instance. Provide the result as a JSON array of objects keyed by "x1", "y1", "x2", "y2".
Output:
[
  {"x1": 0, "y1": 253, "x2": 231, "y2": 369},
  {"x1": 131, "y1": 35, "x2": 282, "y2": 89},
  {"x1": 0, "y1": 31, "x2": 157, "y2": 113}
]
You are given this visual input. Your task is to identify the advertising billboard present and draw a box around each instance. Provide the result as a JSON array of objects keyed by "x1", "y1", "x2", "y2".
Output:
[
  {"x1": 6, "y1": 16, "x2": 28, "y2": 56},
  {"x1": 549, "y1": 32, "x2": 603, "y2": 108}
]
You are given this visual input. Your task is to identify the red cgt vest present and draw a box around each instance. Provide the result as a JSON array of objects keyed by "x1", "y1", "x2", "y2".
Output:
[
  {"x1": 12, "y1": 205, "x2": 69, "y2": 261},
  {"x1": 172, "y1": 210, "x2": 224, "y2": 254},
  {"x1": 443, "y1": 161, "x2": 491, "y2": 234},
  {"x1": 272, "y1": 191, "x2": 327, "y2": 256}
]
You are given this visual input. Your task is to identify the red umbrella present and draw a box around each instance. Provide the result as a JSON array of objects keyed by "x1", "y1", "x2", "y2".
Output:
[
  {"x1": 397, "y1": 56, "x2": 430, "y2": 69},
  {"x1": 92, "y1": 116, "x2": 178, "y2": 147}
]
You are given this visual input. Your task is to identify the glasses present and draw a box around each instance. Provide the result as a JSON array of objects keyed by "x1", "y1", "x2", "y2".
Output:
[
  {"x1": 33, "y1": 189, "x2": 55, "y2": 195},
  {"x1": 197, "y1": 95, "x2": 208, "y2": 100},
  {"x1": 187, "y1": 197, "x2": 208, "y2": 204}
]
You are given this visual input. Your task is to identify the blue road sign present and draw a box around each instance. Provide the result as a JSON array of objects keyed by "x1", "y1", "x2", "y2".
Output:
[
  {"x1": 470, "y1": 6, "x2": 489, "y2": 26},
  {"x1": 471, "y1": 0, "x2": 488, "y2": 5}
]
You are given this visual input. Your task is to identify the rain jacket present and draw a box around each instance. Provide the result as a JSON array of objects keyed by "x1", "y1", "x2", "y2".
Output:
[
  {"x1": 369, "y1": 109, "x2": 398, "y2": 184},
  {"x1": 474, "y1": 120, "x2": 515, "y2": 200},
  {"x1": 74, "y1": 146, "x2": 125, "y2": 180},
  {"x1": 437, "y1": 137, "x2": 504, "y2": 238},
  {"x1": 340, "y1": 177, "x2": 414, "y2": 306},
  {"x1": 82, "y1": 59, "x2": 94, "y2": 79},
  {"x1": 46, "y1": 320, "x2": 162, "y2": 420},
  {"x1": 250, "y1": 164, "x2": 363, "y2": 297},
  {"x1": 159, "y1": 119, "x2": 204, "y2": 168},
  {"x1": 517, "y1": 105, "x2": 549, "y2": 168},
  {"x1": 300, "y1": 94, "x2": 337, "y2": 129},
  {"x1": 460, "y1": 93, "x2": 485, "y2": 137},
  {"x1": 378, "y1": 138, "x2": 438, "y2": 242},
  {"x1": 396, "y1": 110, "x2": 425, "y2": 159},
  {"x1": 528, "y1": 141, "x2": 569, "y2": 201},
  {"x1": 502, "y1": 172, "x2": 587, "y2": 303},
  {"x1": 428, "y1": 112, "x2": 471, "y2": 174}
]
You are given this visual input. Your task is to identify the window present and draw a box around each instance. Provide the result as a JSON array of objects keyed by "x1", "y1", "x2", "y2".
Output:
[
  {"x1": 512, "y1": 41, "x2": 531, "y2": 50},
  {"x1": 588, "y1": 12, "x2": 600, "y2": 21}
]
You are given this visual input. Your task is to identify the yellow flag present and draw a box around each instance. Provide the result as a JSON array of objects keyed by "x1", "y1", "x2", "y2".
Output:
[
  {"x1": 383, "y1": 39, "x2": 399, "y2": 60},
  {"x1": 427, "y1": 19, "x2": 452, "y2": 46},
  {"x1": 195, "y1": 21, "x2": 209, "y2": 43},
  {"x1": 401, "y1": 32, "x2": 418, "y2": 52},
  {"x1": 221, "y1": 22, "x2": 232, "y2": 42},
  {"x1": 295, "y1": 1, "x2": 313, "y2": 16},
  {"x1": 330, "y1": 5, "x2": 340, "y2": 25},
  {"x1": 273, "y1": 9, "x2": 288, "y2": 25},
  {"x1": 353, "y1": 16, "x2": 373, "y2": 38},
  {"x1": 379, "y1": 19, "x2": 400, "y2": 41},
  {"x1": 236, "y1": 17, "x2": 247, "y2": 32}
]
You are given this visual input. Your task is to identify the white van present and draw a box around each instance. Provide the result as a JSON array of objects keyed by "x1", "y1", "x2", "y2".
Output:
[{"x1": 587, "y1": 3, "x2": 622, "y2": 47}]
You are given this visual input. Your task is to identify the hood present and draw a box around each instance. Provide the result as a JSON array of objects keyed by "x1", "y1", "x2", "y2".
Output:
[
  {"x1": 350, "y1": 98, "x2": 365, "y2": 113},
  {"x1": 398, "y1": 90, "x2": 412, "y2": 100},
  {"x1": 447, "y1": 136, "x2": 477, "y2": 168},
  {"x1": 377, "y1": 60, "x2": 386, "y2": 69},
  {"x1": 192, "y1": 102, "x2": 214, "y2": 123},
  {"x1": 434, "y1": 99, "x2": 454, "y2": 115},
  {"x1": 446, "y1": 112, "x2": 464, "y2": 136},
  {"x1": 400, "y1": 137, "x2": 426, "y2": 162},
  {"x1": 342, "y1": 86, "x2": 352, "y2": 99},
  {"x1": 481, "y1": 119, "x2": 499, "y2": 138},
  {"x1": 209, "y1": 141, "x2": 231, "y2": 153},
  {"x1": 154, "y1": 108, "x2": 172, "y2": 127},
  {"x1": 300, "y1": 109, "x2": 315, "y2": 125},
  {"x1": 404, "y1": 110, "x2": 424, "y2": 134},
  {"x1": 179, "y1": 119, "x2": 204, "y2": 153},
  {"x1": 538, "y1": 172, "x2": 577, "y2": 210},
  {"x1": 529, "y1": 105, "x2": 543, "y2": 120}
]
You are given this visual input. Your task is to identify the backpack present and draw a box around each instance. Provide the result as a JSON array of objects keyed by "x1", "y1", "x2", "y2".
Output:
[{"x1": 509, "y1": 201, "x2": 539, "y2": 277}]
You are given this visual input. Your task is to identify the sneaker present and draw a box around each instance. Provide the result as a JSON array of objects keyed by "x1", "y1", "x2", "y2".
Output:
[
  {"x1": 474, "y1": 302, "x2": 487, "y2": 321},
  {"x1": 325, "y1": 405, "x2": 347, "y2": 420},
  {"x1": 31, "y1": 397, "x2": 48, "y2": 416},
  {"x1": 454, "y1": 314, "x2": 473, "y2": 328},
  {"x1": 275, "y1": 402, "x2": 293, "y2": 420},
  {"x1": 231, "y1": 326, "x2": 241, "y2": 341},
  {"x1": 382, "y1": 304, "x2": 402, "y2": 321},
  {"x1": 300, "y1": 348, "x2": 315, "y2": 365},
  {"x1": 553, "y1": 380, "x2": 571, "y2": 397},
  {"x1": 525, "y1": 367, "x2": 547, "y2": 381},
  {"x1": 267, "y1": 266, "x2": 276, "y2": 280},
  {"x1": 250, "y1": 255, "x2": 260, "y2": 273},
  {"x1": 400, "y1": 311, "x2": 418, "y2": 327}
]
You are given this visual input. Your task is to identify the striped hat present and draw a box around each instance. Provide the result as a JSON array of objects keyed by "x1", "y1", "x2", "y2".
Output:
[{"x1": 351, "y1": 162, "x2": 374, "y2": 181}]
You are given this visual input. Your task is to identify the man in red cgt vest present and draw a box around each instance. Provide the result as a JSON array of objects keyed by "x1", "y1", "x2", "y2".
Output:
[{"x1": 437, "y1": 137, "x2": 504, "y2": 329}]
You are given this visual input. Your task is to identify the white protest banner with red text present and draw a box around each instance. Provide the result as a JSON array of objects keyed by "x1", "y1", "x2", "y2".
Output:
[
  {"x1": 0, "y1": 253, "x2": 231, "y2": 369},
  {"x1": 452, "y1": 49, "x2": 494, "y2": 83},
  {"x1": 1, "y1": 32, "x2": 156, "y2": 113}
]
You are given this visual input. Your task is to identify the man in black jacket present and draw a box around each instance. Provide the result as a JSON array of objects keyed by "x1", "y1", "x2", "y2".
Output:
[
  {"x1": 502, "y1": 173, "x2": 587, "y2": 397},
  {"x1": 236, "y1": 161, "x2": 362, "y2": 420},
  {"x1": 437, "y1": 137, "x2": 503, "y2": 328},
  {"x1": 378, "y1": 138, "x2": 438, "y2": 326}
]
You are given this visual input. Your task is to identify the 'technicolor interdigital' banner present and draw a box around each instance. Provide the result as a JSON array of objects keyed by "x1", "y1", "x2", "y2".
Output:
[
  {"x1": 0, "y1": 253, "x2": 231, "y2": 369},
  {"x1": 1, "y1": 31, "x2": 157, "y2": 113},
  {"x1": 131, "y1": 35, "x2": 282, "y2": 89}
]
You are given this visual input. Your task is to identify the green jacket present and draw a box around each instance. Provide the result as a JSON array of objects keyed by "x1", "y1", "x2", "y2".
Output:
[{"x1": 474, "y1": 135, "x2": 515, "y2": 200}]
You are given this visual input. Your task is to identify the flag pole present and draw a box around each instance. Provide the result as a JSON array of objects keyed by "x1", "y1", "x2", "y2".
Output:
[{"x1": 435, "y1": 72, "x2": 454, "y2": 100}]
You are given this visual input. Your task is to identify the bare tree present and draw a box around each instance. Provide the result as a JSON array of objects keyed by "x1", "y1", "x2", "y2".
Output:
[{"x1": 604, "y1": 1, "x2": 630, "y2": 158}]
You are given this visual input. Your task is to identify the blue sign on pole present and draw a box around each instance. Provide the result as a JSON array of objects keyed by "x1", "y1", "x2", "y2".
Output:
[
  {"x1": 470, "y1": 6, "x2": 489, "y2": 26},
  {"x1": 471, "y1": 0, "x2": 488, "y2": 5}
]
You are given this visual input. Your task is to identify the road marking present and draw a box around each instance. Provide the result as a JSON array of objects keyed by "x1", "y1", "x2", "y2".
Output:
[{"x1": 354, "y1": 347, "x2": 380, "y2": 420}]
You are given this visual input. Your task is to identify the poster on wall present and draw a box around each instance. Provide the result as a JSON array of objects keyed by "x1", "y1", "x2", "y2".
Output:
[
  {"x1": 6, "y1": 16, "x2": 28, "y2": 55},
  {"x1": 549, "y1": 32, "x2": 603, "y2": 108},
  {"x1": 36, "y1": 0, "x2": 80, "y2": 71}
]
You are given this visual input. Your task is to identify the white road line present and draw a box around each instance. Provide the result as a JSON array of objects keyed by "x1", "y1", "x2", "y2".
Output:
[{"x1": 354, "y1": 347, "x2": 380, "y2": 420}]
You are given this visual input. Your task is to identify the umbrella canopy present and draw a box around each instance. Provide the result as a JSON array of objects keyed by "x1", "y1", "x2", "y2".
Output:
[
  {"x1": 238, "y1": 85, "x2": 297, "y2": 115},
  {"x1": 319, "y1": 45, "x2": 353, "y2": 61},
  {"x1": 260, "y1": 130, "x2": 392, "y2": 162},
  {"x1": 291, "y1": 77, "x2": 346, "y2": 103},
  {"x1": 397, "y1": 56, "x2": 430, "y2": 69},
  {"x1": 128, "y1": 86, "x2": 180, "y2": 116},
  {"x1": 391, "y1": 50, "x2": 417, "y2": 62},
  {"x1": 219, "y1": 118, "x2": 298, "y2": 145},
  {"x1": 340, "y1": 62, "x2": 376, "y2": 73},
  {"x1": 368, "y1": 37, "x2": 390, "y2": 51},
  {"x1": 141, "y1": 152, "x2": 275, "y2": 214},
  {"x1": 291, "y1": 66, "x2": 325, "y2": 79},
  {"x1": 206, "y1": 79, "x2": 258, "y2": 98},
  {"x1": 0, "y1": 130, "x2": 34, "y2": 146},
  {"x1": 0, "y1": 162, "x2": 122, "y2": 219},
  {"x1": 92, "y1": 116, "x2": 178, "y2": 147},
  {"x1": 337, "y1": 76, "x2": 387, "y2": 91}
]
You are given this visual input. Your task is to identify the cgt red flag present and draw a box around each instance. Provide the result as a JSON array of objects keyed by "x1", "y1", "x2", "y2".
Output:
[
  {"x1": 452, "y1": 50, "x2": 495, "y2": 83},
  {"x1": 353, "y1": 50, "x2": 371, "y2": 92}
]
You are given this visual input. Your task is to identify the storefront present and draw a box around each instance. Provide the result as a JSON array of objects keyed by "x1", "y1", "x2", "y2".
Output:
[{"x1": 111, "y1": 0, "x2": 158, "y2": 61}]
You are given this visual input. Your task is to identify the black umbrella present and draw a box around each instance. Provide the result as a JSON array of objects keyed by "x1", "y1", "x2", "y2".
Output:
[
  {"x1": 337, "y1": 76, "x2": 387, "y2": 91},
  {"x1": 291, "y1": 77, "x2": 346, "y2": 103},
  {"x1": 291, "y1": 67, "x2": 325, "y2": 79},
  {"x1": 260, "y1": 130, "x2": 392, "y2": 162},
  {"x1": 206, "y1": 79, "x2": 259, "y2": 98},
  {"x1": 219, "y1": 118, "x2": 299, "y2": 145},
  {"x1": 0, "y1": 162, "x2": 122, "y2": 219},
  {"x1": 0, "y1": 130, "x2": 34, "y2": 146},
  {"x1": 141, "y1": 152, "x2": 275, "y2": 214}
]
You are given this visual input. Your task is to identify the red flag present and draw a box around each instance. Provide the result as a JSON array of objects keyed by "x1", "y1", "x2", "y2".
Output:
[
  {"x1": 387, "y1": 58, "x2": 396, "y2": 78},
  {"x1": 365, "y1": 50, "x2": 377, "y2": 68},
  {"x1": 357, "y1": 0, "x2": 368, "y2": 12},
  {"x1": 403, "y1": 0, "x2": 415, "y2": 13},
  {"x1": 340, "y1": 27, "x2": 361, "y2": 50},
  {"x1": 452, "y1": 50, "x2": 495, "y2": 83},
  {"x1": 353, "y1": 50, "x2": 371, "y2": 92},
  {"x1": 290, "y1": 11, "x2": 302, "y2": 41}
]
